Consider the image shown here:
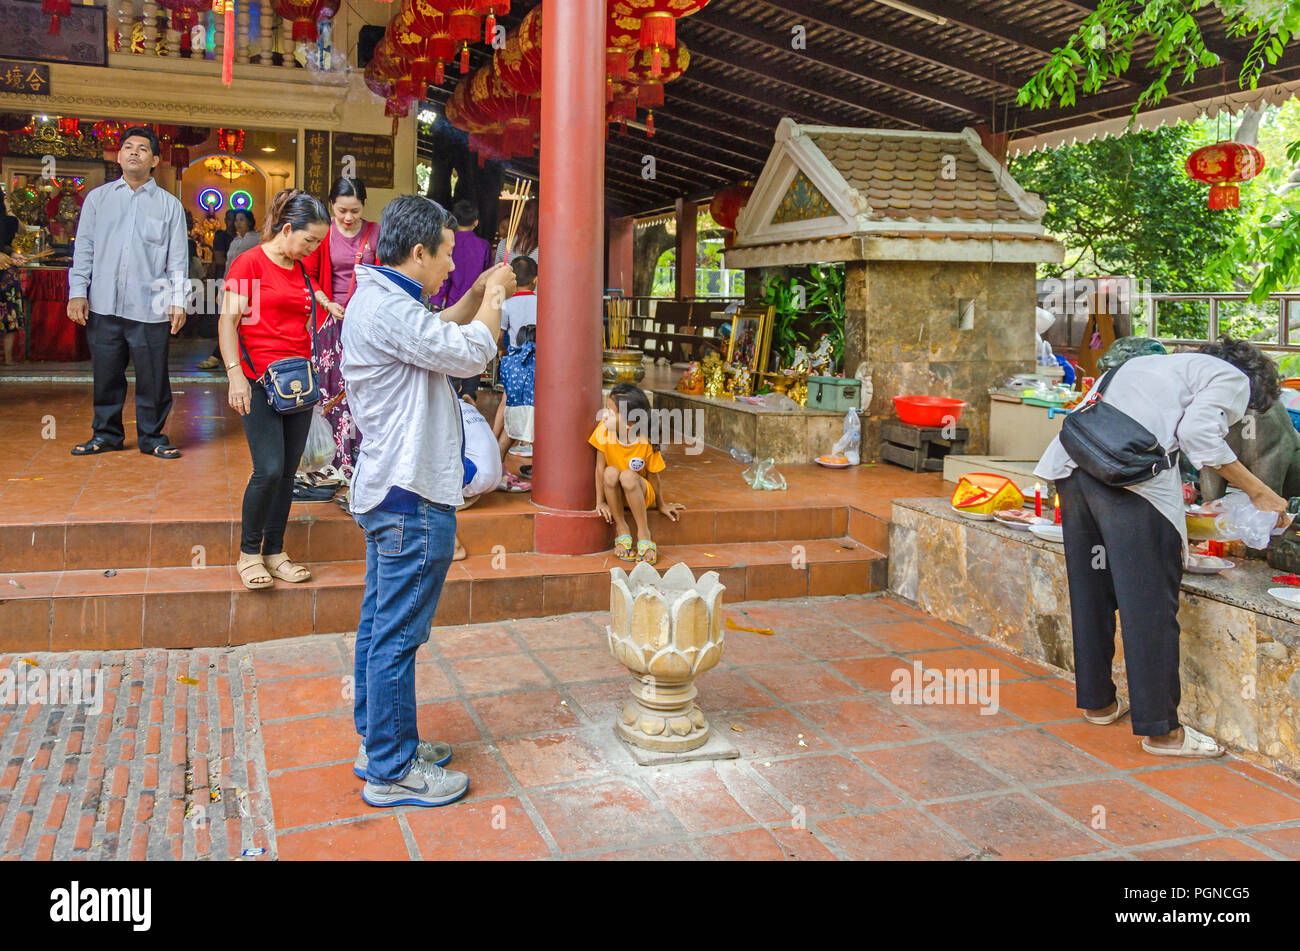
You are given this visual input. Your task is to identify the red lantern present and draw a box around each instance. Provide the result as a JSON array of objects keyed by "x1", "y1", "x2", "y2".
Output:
[
  {"x1": 171, "y1": 145, "x2": 191, "y2": 169},
  {"x1": 41, "y1": 0, "x2": 70, "y2": 35},
  {"x1": 388, "y1": 13, "x2": 453, "y2": 89},
  {"x1": 473, "y1": 0, "x2": 507, "y2": 42},
  {"x1": 709, "y1": 184, "x2": 752, "y2": 232},
  {"x1": 92, "y1": 120, "x2": 127, "y2": 148},
  {"x1": 1186, "y1": 142, "x2": 1265, "y2": 209},
  {"x1": 613, "y1": 0, "x2": 710, "y2": 69},
  {"x1": 628, "y1": 41, "x2": 688, "y2": 111},
  {"x1": 494, "y1": 9, "x2": 541, "y2": 97},
  {"x1": 216, "y1": 127, "x2": 245, "y2": 152},
  {"x1": 272, "y1": 0, "x2": 331, "y2": 42},
  {"x1": 57, "y1": 116, "x2": 81, "y2": 138}
]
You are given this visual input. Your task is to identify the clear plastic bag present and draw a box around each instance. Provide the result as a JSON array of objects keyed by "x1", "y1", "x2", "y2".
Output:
[
  {"x1": 1213, "y1": 492, "x2": 1289, "y2": 550},
  {"x1": 742, "y1": 457, "x2": 786, "y2": 491},
  {"x1": 299, "y1": 407, "x2": 334, "y2": 474}
]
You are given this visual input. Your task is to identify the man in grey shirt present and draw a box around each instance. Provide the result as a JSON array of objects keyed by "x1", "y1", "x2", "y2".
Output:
[{"x1": 67, "y1": 126, "x2": 188, "y2": 458}]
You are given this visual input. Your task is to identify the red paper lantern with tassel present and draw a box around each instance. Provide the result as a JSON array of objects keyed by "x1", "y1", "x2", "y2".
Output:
[
  {"x1": 494, "y1": 11, "x2": 541, "y2": 97},
  {"x1": 272, "y1": 0, "x2": 330, "y2": 42},
  {"x1": 613, "y1": 0, "x2": 710, "y2": 75},
  {"x1": 709, "y1": 184, "x2": 752, "y2": 232},
  {"x1": 435, "y1": 0, "x2": 480, "y2": 72},
  {"x1": 1186, "y1": 141, "x2": 1265, "y2": 210},
  {"x1": 388, "y1": 13, "x2": 453, "y2": 90},
  {"x1": 42, "y1": 0, "x2": 70, "y2": 35},
  {"x1": 628, "y1": 40, "x2": 687, "y2": 111},
  {"x1": 474, "y1": 0, "x2": 508, "y2": 42}
]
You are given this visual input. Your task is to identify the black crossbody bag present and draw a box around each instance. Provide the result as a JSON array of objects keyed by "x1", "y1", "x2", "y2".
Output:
[
  {"x1": 1059, "y1": 365, "x2": 1178, "y2": 487},
  {"x1": 237, "y1": 262, "x2": 321, "y2": 414}
]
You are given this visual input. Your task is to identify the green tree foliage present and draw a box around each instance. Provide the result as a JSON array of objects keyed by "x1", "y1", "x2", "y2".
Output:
[
  {"x1": 1010, "y1": 123, "x2": 1237, "y2": 291},
  {"x1": 1016, "y1": 0, "x2": 1300, "y2": 304}
]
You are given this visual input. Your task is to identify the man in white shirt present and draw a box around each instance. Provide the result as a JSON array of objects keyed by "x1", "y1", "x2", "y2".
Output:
[
  {"x1": 1035, "y1": 340, "x2": 1287, "y2": 759},
  {"x1": 341, "y1": 195, "x2": 515, "y2": 808},
  {"x1": 67, "y1": 126, "x2": 188, "y2": 459}
]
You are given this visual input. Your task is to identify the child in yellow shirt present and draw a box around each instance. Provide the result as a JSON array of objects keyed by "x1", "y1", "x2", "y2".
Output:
[{"x1": 590, "y1": 383, "x2": 685, "y2": 564}]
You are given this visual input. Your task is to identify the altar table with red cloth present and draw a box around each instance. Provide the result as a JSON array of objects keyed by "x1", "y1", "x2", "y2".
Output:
[{"x1": 20, "y1": 266, "x2": 88, "y2": 362}]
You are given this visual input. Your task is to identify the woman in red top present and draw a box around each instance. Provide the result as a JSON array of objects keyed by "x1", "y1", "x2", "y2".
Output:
[
  {"x1": 220, "y1": 188, "x2": 344, "y2": 590},
  {"x1": 300, "y1": 177, "x2": 379, "y2": 476}
]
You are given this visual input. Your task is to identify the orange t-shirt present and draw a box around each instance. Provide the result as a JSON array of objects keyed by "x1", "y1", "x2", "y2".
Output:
[{"x1": 588, "y1": 422, "x2": 665, "y2": 476}]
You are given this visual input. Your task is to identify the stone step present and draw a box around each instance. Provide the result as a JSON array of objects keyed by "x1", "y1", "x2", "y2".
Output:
[
  {"x1": 0, "y1": 499, "x2": 869, "y2": 572},
  {"x1": 1, "y1": 538, "x2": 887, "y2": 652}
]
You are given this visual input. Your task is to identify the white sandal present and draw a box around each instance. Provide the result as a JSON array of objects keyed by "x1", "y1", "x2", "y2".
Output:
[
  {"x1": 1084, "y1": 697, "x2": 1130, "y2": 725},
  {"x1": 1141, "y1": 726, "x2": 1225, "y2": 758}
]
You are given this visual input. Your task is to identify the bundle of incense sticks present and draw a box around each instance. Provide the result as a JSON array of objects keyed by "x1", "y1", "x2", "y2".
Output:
[
  {"x1": 504, "y1": 178, "x2": 533, "y2": 255},
  {"x1": 606, "y1": 297, "x2": 630, "y2": 350}
]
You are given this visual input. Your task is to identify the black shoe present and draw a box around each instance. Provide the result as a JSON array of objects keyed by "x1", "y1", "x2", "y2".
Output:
[
  {"x1": 71, "y1": 438, "x2": 126, "y2": 456},
  {"x1": 292, "y1": 481, "x2": 338, "y2": 503},
  {"x1": 519, "y1": 465, "x2": 532, "y2": 479}
]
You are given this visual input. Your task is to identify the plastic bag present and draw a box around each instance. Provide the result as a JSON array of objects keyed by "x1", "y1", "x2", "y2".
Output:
[
  {"x1": 299, "y1": 407, "x2": 334, "y2": 474},
  {"x1": 1213, "y1": 492, "x2": 1290, "y2": 550},
  {"x1": 831, "y1": 409, "x2": 861, "y2": 465},
  {"x1": 758, "y1": 393, "x2": 799, "y2": 412},
  {"x1": 742, "y1": 457, "x2": 786, "y2": 491}
]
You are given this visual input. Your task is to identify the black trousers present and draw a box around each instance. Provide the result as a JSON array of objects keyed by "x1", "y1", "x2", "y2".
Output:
[
  {"x1": 239, "y1": 379, "x2": 313, "y2": 556},
  {"x1": 1058, "y1": 468, "x2": 1184, "y2": 736},
  {"x1": 85, "y1": 312, "x2": 173, "y2": 451}
]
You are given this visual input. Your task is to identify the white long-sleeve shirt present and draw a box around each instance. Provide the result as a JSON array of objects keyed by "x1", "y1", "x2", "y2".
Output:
[
  {"x1": 341, "y1": 265, "x2": 497, "y2": 513},
  {"x1": 1035, "y1": 352, "x2": 1251, "y2": 554},
  {"x1": 67, "y1": 176, "x2": 188, "y2": 322}
]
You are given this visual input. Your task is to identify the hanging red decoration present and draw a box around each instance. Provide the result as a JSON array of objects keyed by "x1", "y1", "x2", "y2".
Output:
[
  {"x1": 709, "y1": 184, "x2": 752, "y2": 232},
  {"x1": 473, "y1": 0, "x2": 507, "y2": 42},
  {"x1": 41, "y1": 0, "x2": 70, "y2": 35},
  {"x1": 437, "y1": 0, "x2": 480, "y2": 43},
  {"x1": 388, "y1": 13, "x2": 453, "y2": 91},
  {"x1": 494, "y1": 7, "x2": 541, "y2": 97},
  {"x1": 612, "y1": 0, "x2": 710, "y2": 56},
  {"x1": 212, "y1": 0, "x2": 236, "y2": 85},
  {"x1": 272, "y1": 0, "x2": 331, "y2": 42},
  {"x1": 628, "y1": 40, "x2": 688, "y2": 110},
  {"x1": 216, "y1": 127, "x2": 246, "y2": 152},
  {"x1": 1186, "y1": 141, "x2": 1265, "y2": 209},
  {"x1": 92, "y1": 120, "x2": 127, "y2": 148},
  {"x1": 57, "y1": 116, "x2": 81, "y2": 138}
]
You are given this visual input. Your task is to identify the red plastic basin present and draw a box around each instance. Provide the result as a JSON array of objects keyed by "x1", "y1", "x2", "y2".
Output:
[{"x1": 892, "y1": 395, "x2": 967, "y2": 428}]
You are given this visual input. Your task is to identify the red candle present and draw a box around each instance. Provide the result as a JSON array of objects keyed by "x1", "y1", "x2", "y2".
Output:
[
  {"x1": 1034, "y1": 485, "x2": 1042, "y2": 518},
  {"x1": 1054, "y1": 494, "x2": 1061, "y2": 524}
]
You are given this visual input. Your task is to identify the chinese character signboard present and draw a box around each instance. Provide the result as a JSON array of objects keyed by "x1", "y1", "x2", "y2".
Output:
[
  {"x1": 0, "y1": 0, "x2": 107, "y2": 67},
  {"x1": 0, "y1": 59, "x2": 49, "y2": 95},
  {"x1": 302, "y1": 129, "x2": 331, "y2": 202},
  {"x1": 332, "y1": 132, "x2": 394, "y2": 189}
]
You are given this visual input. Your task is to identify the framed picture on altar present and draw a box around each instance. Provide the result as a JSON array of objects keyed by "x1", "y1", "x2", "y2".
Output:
[{"x1": 725, "y1": 305, "x2": 774, "y2": 374}]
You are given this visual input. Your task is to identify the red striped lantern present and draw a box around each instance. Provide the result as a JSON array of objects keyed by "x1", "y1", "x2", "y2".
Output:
[
  {"x1": 1185, "y1": 141, "x2": 1265, "y2": 210},
  {"x1": 474, "y1": 0, "x2": 508, "y2": 41},
  {"x1": 628, "y1": 40, "x2": 688, "y2": 123},
  {"x1": 388, "y1": 14, "x2": 452, "y2": 88},
  {"x1": 494, "y1": 8, "x2": 541, "y2": 97},
  {"x1": 606, "y1": 3, "x2": 639, "y2": 81},
  {"x1": 613, "y1": 0, "x2": 710, "y2": 75},
  {"x1": 436, "y1": 0, "x2": 480, "y2": 72},
  {"x1": 709, "y1": 184, "x2": 752, "y2": 232}
]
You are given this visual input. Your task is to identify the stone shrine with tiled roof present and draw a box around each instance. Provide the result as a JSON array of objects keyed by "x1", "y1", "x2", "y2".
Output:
[{"x1": 727, "y1": 118, "x2": 1064, "y2": 268}]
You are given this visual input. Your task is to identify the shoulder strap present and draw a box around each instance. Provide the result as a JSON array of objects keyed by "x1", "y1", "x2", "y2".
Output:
[
  {"x1": 345, "y1": 222, "x2": 373, "y2": 301},
  {"x1": 300, "y1": 261, "x2": 319, "y2": 356},
  {"x1": 1090, "y1": 366, "x2": 1119, "y2": 401}
]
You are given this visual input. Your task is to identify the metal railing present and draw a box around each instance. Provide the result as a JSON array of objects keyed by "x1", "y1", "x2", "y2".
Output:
[{"x1": 1146, "y1": 292, "x2": 1300, "y2": 353}]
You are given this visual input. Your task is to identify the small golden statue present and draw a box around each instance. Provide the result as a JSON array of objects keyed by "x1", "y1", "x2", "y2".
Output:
[{"x1": 702, "y1": 352, "x2": 726, "y2": 398}]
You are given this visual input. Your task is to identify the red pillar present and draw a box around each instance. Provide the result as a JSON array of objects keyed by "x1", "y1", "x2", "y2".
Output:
[
  {"x1": 533, "y1": 0, "x2": 608, "y2": 555},
  {"x1": 674, "y1": 197, "x2": 696, "y2": 299},
  {"x1": 607, "y1": 215, "x2": 634, "y2": 293}
]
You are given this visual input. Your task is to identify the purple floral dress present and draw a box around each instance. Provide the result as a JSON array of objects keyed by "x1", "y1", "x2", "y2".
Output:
[{"x1": 318, "y1": 221, "x2": 377, "y2": 474}]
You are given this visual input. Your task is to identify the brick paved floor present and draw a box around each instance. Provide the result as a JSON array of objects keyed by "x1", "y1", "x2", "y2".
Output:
[{"x1": 3, "y1": 594, "x2": 1299, "y2": 861}]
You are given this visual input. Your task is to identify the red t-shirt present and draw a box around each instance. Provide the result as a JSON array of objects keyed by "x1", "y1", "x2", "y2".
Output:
[{"x1": 224, "y1": 246, "x2": 322, "y2": 379}]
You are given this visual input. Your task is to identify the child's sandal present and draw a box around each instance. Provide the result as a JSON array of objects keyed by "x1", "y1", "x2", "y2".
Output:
[
  {"x1": 614, "y1": 534, "x2": 635, "y2": 561},
  {"x1": 637, "y1": 540, "x2": 658, "y2": 565}
]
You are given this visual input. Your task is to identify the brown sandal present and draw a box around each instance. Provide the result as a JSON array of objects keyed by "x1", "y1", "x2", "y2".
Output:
[
  {"x1": 264, "y1": 552, "x2": 311, "y2": 583},
  {"x1": 237, "y1": 554, "x2": 274, "y2": 590}
]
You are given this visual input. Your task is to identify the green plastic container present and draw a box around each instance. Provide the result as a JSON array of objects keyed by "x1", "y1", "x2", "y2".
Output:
[{"x1": 807, "y1": 376, "x2": 861, "y2": 411}]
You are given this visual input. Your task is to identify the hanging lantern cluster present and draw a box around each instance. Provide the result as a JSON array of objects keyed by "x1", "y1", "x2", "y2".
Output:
[
  {"x1": 611, "y1": 0, "x2": 711, "y2": 77},
  {"x1": 1186, "y1": 141, "x2": 1265, "y2": 210},
  {"x1": 216, "y1": 127, "x2": 246, "y2": 153}
]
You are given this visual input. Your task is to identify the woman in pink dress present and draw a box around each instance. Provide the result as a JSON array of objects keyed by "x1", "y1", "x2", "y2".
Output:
[{"x1": 301, "y1": 177, "x2": 380, "y2": 476}]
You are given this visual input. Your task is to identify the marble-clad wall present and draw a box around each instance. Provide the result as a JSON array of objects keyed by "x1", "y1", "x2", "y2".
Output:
[
  {"x1": 890, "y1": 498, "x2": 1300, "y2": 778},
  {"x1": 846, "y1": 260, "x2": 1038, "y2": 458}
]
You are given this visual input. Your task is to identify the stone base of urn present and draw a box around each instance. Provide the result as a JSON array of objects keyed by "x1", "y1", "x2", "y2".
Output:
[{"x1": 607, "y1": 562, "x2": 738, "y2": 764}]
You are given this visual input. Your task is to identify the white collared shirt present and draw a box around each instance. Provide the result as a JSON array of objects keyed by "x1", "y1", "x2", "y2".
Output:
[
  {"x1": 341, "y1": 265, "x2": 497, "y2": 513},
  {"x1": 67, "y1": 176, "x2": 189, "y2": 322}
]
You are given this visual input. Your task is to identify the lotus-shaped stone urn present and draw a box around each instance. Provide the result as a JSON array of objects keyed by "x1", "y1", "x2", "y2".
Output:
[{"x1": 608, "y1": 562, "x2": 726, "y2": 752}]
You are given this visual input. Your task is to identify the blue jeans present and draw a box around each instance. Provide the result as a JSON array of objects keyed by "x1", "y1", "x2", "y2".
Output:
[{"x1": 353, "y1": 499, "x2": 457, "y2": 783}]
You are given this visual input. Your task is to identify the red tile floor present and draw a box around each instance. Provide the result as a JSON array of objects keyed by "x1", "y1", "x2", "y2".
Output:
[{"x1": 5, "y1": 592, "x2": 1299, "y2": 860}]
